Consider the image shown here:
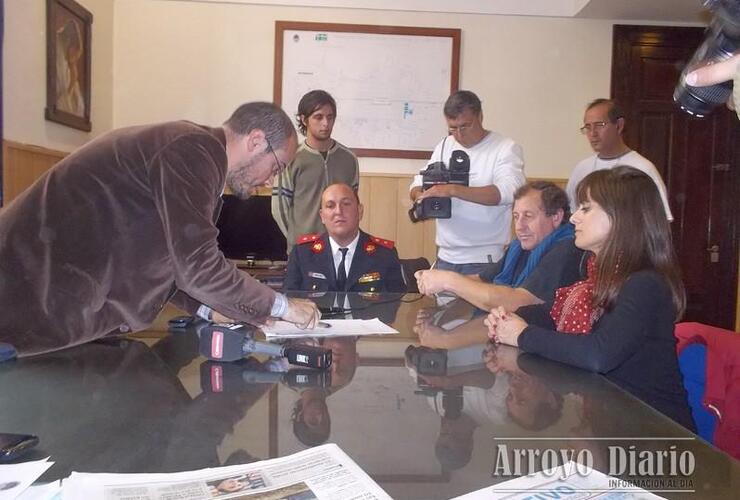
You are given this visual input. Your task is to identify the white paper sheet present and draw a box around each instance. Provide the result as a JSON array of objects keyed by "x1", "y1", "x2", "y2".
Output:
[
  {"x1": 263, "y1": 318, "x2": 399, "y2": 338},
  {"x1": 15, "y1": 481, "x2": 62, "y2": 500},
  {"x1": 0, "y1": 458, "x2": 54, "y2": 500}
]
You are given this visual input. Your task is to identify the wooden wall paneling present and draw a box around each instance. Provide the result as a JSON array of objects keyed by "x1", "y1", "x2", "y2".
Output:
[
  {"x1": 2, "y1": 140, "x2": 66, "y2": 205},
  {"x1": 357, "y1": 179, "x2": 371, "y2": 225},
  {"x1": 422, "y1": 219, "x2": 437, "y2": 263},
  {"x1": 359, "y1": 178, "x2": 373, "y2": 227},
  {"x1": 2, "y1": 141, "x2": 24, "y2": 202},
  {"x1": 367, "y1": 176, "x2": 398, "y2": 241},
  {"x1": 2, "y1": 146, "x2": 582, "y2": 284},
  {"x1": 359, "y1": 173, "x2": 438, "y2": 262},
  {"x1": 394, "y1": 176, "x2": 425, "y2": 259}
]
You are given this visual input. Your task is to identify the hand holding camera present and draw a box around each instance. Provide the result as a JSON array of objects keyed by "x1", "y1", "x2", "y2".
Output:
[{"x1": 674, "y1": 0, "x2": 740, "y2": 116}]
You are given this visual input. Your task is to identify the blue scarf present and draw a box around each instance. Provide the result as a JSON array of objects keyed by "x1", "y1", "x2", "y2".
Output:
[{"x1": 492, "y1": 223, "x2": 574, "y2": 287}]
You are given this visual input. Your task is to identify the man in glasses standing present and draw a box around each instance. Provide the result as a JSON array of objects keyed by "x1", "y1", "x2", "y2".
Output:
[
  {"x1": 272, "y1": 90, "x2": 359, "y2": 254},
  {"x1": 409, "y1": 90, "x2": 525, "y2": 275},
  {"x1": 567, "y1": 98, "x2": 672, "y2": 220},
  {"x1": 0, "y1": 101, "x2": 321, "y2": 356}
]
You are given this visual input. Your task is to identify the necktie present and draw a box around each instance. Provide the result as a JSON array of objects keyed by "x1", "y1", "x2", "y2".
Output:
[{"x1": 336, "y1": 248, "x2": 349, "y2": 290}]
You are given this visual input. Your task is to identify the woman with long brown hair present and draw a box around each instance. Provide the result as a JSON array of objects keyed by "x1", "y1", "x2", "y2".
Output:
[{"x1": 486, "y1": 166, "x2": 694, "y2": 430}]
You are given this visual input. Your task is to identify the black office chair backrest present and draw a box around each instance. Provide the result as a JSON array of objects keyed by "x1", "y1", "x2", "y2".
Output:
[{"x1": 400, "y1": 257, "x2": 431, "y2": 293}]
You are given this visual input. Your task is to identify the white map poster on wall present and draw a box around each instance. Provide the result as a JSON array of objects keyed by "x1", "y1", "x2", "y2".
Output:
[{"x1": 279, "y1": 25, "x2": 458, "y2": 156}]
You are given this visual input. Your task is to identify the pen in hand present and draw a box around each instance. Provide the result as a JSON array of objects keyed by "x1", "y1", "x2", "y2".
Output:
[{"x1": 316, "y1": 321, "x2": 332, "y2": 329}]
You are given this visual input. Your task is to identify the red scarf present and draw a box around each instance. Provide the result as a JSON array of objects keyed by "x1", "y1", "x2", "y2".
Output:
[{"x1": 550, "y1": 254, "x2": 604, "y2": 334}]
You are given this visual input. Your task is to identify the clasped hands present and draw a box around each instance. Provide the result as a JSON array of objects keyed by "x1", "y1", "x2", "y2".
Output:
[{"x1": 484, "y1": 306, "x2": 528, "y2": 347}]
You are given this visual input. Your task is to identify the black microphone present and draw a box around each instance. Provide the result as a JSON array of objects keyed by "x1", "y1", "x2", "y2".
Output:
[
  {"x1": 199, "y1": 360, "x2": 332, "y2": 393},
  {"x1": 239, "y1": 367, "x2": 332, "y2": 389},
  {"x1": 198, "y1": 323, "x2": 332, "y2": 369},
  {"x1": 280, "y1": 368, "x2": 332, "y2": 389}
]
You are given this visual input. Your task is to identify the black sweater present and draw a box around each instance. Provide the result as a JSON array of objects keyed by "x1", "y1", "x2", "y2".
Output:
[{"x1": 517, "y1": 270, "x2": 695, "y2": 431}]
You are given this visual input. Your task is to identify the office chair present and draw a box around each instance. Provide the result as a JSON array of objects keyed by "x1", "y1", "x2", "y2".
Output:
[
  {"x1": 400, "y1": 257, "x2": 431, "y2": 293},
  {"x1": 674, "y1": 322, "x2": 740, "y2": 459}
]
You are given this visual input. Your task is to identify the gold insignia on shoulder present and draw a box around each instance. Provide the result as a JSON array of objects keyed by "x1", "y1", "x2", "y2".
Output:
[{"x1": 311, "y1": 241, "x2": 324, "y2": 254}]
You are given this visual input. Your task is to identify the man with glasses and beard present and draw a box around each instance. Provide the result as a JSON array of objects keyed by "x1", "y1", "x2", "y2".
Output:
[
  {"x1": 0, "y1": 102, "x2": 321, "y2": 357},
  {"x1": 566, "y1": 98, "x2": 672, "y2": 220}
]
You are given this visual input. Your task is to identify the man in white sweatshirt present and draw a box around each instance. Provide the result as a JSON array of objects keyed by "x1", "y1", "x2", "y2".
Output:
[{"x1": 409, "y1": 90, "x2": 526, "y2": 275}]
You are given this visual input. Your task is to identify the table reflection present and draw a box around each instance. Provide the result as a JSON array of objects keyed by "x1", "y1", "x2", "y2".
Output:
[{"x1": 0, "y1": 293, "x2": 736, "y2": 499}]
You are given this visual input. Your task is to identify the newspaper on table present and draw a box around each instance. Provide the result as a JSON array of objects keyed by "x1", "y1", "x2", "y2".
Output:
[
  {"x1": 263, "y1": 318, "x2": 398, "y2": 339},
  {"x1": 61, "y1": 443, "x2": 391, "y2": 500},
  {"x1": 451, "y1": 461, "x2": 667, "y2": 499}
]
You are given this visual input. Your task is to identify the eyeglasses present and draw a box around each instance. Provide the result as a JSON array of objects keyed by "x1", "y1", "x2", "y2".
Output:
[
  {"x1": 265, "y1": 137, "x2": 287, "y2": 175},
  {"x1": 579, "y1": 121, "x2": 608, "y2": 134},
  {"x1": 448, "y1": 123, "x2": 473, "y2": 135}
]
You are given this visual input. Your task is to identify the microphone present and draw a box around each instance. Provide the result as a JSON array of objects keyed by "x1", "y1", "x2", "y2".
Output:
[
  {"x1": 199, "y1": 360, "x2": 332, "y2": 393},
  {"x1": 198, "y1": 323, "x2": 332, "y2": 370},
  {"x1": 237, "y1": 367, "x2": 332, "y2": 389}
]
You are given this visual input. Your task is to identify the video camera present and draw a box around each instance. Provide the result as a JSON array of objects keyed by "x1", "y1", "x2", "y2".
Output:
[
  {"x1": 405, "y1": 345, "x2": 449, "y2": 376},
  {"x1": 405, "y1": 346, "x2": 464, "y2": 418},
  {"x1": 674, "y1": 0, "x2": 740, "y2": 117},
  {"x1": 409, "y1": 150, "x2": 470, "y2": 222}
]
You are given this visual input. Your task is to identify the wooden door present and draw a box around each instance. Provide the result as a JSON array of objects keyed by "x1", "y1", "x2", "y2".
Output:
[
  {"x1": 612, "y1": 25, "x2": 739, "y2": 329},
  {"x1": 1, "y1": 0, "x2": 4, "y2": 207}
]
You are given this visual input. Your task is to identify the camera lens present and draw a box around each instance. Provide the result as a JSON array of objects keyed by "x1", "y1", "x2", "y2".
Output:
[
  {"x1": 674, "y1": 11, "x2": 740, "y2": 117},
  {"x1": 674, "y1": 79, "x2": 733, "y2": 117}
]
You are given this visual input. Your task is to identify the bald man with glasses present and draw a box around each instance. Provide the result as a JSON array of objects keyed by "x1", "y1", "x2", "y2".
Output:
[{"x1": 566, "y1": 98, "x2": 673, "y2": 220}]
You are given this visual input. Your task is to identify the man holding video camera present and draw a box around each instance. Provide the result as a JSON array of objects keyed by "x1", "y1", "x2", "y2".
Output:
[{"x1": 409, "y1": 91, "x2": 525, "y2": 275}]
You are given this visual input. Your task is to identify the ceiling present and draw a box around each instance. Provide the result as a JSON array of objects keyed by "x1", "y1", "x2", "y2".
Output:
[
  {"x1": 575, "y1": 0, "x2": 709, "y2": 23},
  {"x1": 186, "y1": 0, "x2": 710, "y2": 23}
]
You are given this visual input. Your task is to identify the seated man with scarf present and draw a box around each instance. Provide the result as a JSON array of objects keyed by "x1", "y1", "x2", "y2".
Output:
[{"x1": 415, "y1": 181, "x2": 583, "y2": 312}]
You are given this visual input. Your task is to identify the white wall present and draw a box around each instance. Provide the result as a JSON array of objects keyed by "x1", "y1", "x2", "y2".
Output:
[
  {"x1": 3, "y1": 0, "x2": 114, "y2": 152},
  {"x1": 2, "y1": 1, "x2": 687, "y2": 178},
  {"x1": 113, "y1": 0, "x2": 614, "y2": 178}
]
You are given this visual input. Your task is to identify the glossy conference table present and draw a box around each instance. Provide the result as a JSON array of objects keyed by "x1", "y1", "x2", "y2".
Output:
[{"x1": 1, "y1": 293, "x2": 737, "y2": 499}]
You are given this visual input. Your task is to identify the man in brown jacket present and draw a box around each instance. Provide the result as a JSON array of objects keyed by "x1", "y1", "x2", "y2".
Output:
[{"x1": 0, "y1": 102, "x2": 320, "y2": 356}]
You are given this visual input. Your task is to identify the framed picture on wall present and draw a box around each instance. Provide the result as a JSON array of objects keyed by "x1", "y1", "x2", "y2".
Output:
[{"x1": 45, "y1": 0, "x2": 93, "y2": 131}]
